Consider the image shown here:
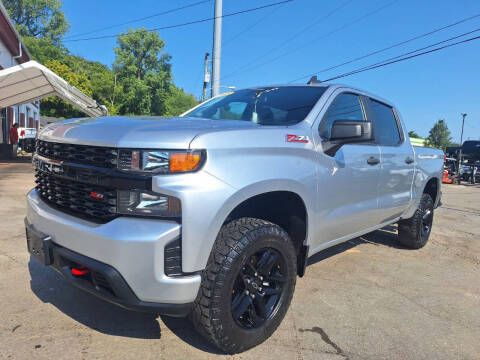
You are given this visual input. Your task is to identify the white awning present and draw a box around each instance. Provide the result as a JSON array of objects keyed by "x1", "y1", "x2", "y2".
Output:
[{"x1": 0, "y1": 60, "x2": 108, "y2": 117}]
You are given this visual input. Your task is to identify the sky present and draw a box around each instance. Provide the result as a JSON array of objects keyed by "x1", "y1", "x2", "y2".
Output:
[{"x1": 61, "y1": 0, "x2": 480, "y2": 142}]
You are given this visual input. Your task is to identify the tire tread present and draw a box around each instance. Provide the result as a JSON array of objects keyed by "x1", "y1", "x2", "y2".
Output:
[
  {"x1": 398, "y1": 193, "x2": 434, "y2": 249},
  {"x1": 191, "y1": 217, "x2": 296, "y2": 353}
]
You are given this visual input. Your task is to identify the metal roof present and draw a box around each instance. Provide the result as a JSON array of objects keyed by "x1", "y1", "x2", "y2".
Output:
[{"x1": 0, "y1": 60, "x2": 108, "y2": 117}]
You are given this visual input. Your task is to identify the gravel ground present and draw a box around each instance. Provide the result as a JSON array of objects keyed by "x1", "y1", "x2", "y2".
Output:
[{"x1": 1, "y1": 158, "x2": 479, "y2": 360}]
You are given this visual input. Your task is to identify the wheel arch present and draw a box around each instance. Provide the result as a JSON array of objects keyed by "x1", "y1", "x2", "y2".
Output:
[
  {"x1": 221, "y1": 184, "x2": 310, "y2": 277},
  {"x1": 423, "y1": 177, "x2": 440, "y2": 205}
]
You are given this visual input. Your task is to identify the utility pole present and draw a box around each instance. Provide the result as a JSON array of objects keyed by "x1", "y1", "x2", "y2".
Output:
[
  {"x1": 202, "y1": 52, "x2": 210, "y2": 102},
  {"x1": 211, "y1": 0, "x2": 222, "y2": 98},
  {"x1": 460, "y1": 113, "x2": 467, "y2": 144},
  {"x1": 456, "y1": 113, "x2": 467, "y2": 184}
]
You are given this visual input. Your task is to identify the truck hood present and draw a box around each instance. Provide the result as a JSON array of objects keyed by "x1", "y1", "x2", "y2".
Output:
[{"x1": 38, "y1": 116, "x2": 259, "y2": 148}]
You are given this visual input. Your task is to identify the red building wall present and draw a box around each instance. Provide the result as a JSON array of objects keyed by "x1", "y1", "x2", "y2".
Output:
[
  {"x1": 7, "y1": 107, "x2": 13, "y2": 128},
  {"x1": 7, "y1": 107, "x2": 14, "y2": 143}
]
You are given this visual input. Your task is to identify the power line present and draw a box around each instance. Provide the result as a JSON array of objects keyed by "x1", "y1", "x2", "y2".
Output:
[
  {"x1": 64, "y1": 0, "x2": 212, "y2": 40},
  {"x1": 222, "y1": 5, "x2": 281, "y2": 48},
  {"x1": 292, "y1": 27, "x2": 480, "y2": 83},
  {"x1": 319, "y1": 28, "x2": 480, "y2": 81},
  {"x1": 321, "y1": 34, "x2": 480, "y2": 82},
  {"x1": 63, "y1": 0, "x2": 293, "y2": 42},
  {"x1": 289, "y1": 12, "x2": 480, "y2": 83},
  {"x1": 220, "y1": 0, "x2": 354, "y2": 77},
  {"x1": 465, "y1": 120, "x2": 479, "y2": 130},
  {"x1": 220, "y1": 0, "x2": 399, "y2": 82}
]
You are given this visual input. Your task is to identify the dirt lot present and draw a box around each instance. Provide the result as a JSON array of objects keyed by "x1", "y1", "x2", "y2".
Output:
[{"x1": 1, "y1": 158, "x2": 479, "y2": 360}]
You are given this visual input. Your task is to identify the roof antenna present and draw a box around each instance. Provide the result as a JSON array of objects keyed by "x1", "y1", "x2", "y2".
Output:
[{"x1": 307, "y1": 76, "x2": 320, "y2": 85}]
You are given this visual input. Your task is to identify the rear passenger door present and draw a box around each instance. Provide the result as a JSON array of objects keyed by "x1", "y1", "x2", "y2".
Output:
[{"x1": 367, "y1": 98, "x2": 415, "y2": 221}]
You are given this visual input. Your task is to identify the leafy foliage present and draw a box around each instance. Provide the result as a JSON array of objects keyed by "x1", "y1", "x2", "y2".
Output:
[
  {"x1": 426, "y1": 120, "x2": 452, "y2": 152},
  {"x1": 63, "y1": 55, "x2": 121, "y2": 115},
  {"x1": 22, "y1": 36, "x2": 68, "y2": 63},
  {"x1": 15, "y1": 32, "x2": 197, "y2": 118},
  {"x1": 3, "y1": 0, "x2": 69, "y2": 44},
  {"x1": 41, "y1": 60, "x2": 92, "y2": 118},
  {"x1": 5, "y1": 2, "x2": 198, "y2": 118},
  {"x1": 165, "y1": 85, "x2": 198, "y2": 116},
  {"x1": 113, "y1": 28, "x2": 173, "y2": 115},
  {"x1": 114, "y1": 28, "x2": 171, "y2": 81},
  {"x1": 408, "y1": 130, "x2": 422, "y2": 139}
]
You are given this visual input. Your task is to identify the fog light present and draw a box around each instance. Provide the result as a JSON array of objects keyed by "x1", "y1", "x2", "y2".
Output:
[{"x1": 117, "y1": 190, "x2": 181, "y2": 217}]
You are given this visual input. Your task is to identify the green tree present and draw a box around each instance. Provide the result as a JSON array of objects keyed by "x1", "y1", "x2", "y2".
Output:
[
  {"x1": 165, "y1": 85, "x2": 198, "y2": 116},
  {"x1": 64, "y1": 55, "x2": 121, "y2": 115},
  {"x1": 5, "y1": 3, "x2": 196, "y2": 118},
  {"x1": 113, "y1": 28, "x2": 172, "y2": 115},
  {"x1": 426, "y1": 119, "x2": 452, "y2": 152},
  {"x1": 18, "y1": 36, "x2": 120, "y2": 116},
  {"x1": 408, "y1": 130, "x2": 421, "y2": 138},
  {"x1": 3, "y1": 0, "x2": 70, "y2": 44},
  {"x1": 41, "y1": 59, "x2": 92, "y2": 118},
  {"x1": 22, "y1": 36, "x2": 68, "y2": 63}
]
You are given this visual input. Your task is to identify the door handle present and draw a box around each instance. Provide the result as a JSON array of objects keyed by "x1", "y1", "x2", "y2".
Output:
[
  {"x1": 367, "y1": 156, "x2": 380, "y2": 165},
  {"x1": 405, "y1": 157, "x2": 414, "y2": 164}
]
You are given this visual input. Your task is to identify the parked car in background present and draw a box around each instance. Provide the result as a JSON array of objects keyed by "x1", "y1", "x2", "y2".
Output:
[
  {"x1": 25, "y1": 84, "x2": 443, "y2": 353},
  {"x1": 18, "y1": 126, "x2": 37, "y2": 153},
  {"x1": 445, "y1": 141, "x2": 480, "y2": 184},
  {"x1": 462, "y1": 140, "x2": 480, "y2": 163}
]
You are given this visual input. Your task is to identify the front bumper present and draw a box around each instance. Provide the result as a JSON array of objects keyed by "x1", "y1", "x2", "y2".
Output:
[{"x1": 26, "y1": 189, "x2": 201, "y2": 314}]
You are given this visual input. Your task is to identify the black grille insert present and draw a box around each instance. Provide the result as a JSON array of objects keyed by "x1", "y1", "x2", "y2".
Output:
[
  {"x1": 164, "y1": 238, "x2": 182, "y2": 276},
  {"x1": 35, "y1": 170, "x2": 117, "y2": 222},
  {"x1": 36, "y1": 140, "x2": 118, "y2": 168},
  {"x1": 91, "y1": 271, "x2": 114, "y2": 295}
]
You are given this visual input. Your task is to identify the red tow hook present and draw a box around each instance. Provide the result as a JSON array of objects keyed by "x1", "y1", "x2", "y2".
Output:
[{"x1": 71, "y1": 265, "x2": 90, "y2": 276}]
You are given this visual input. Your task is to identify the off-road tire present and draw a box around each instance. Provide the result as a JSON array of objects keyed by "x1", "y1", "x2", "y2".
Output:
[
  {"x1": 398, "y1": 193, "x2": 434, "y2": 249},
  {"x1": 191, "y1": 217, "x2": 297, "y2": 354}
]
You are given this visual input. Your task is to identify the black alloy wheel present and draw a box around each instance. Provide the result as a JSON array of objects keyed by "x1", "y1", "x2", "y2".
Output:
[
  {"x1": 398, "y1": 193, "x2": 434, "y2": 249},
  {"x1": 191, "y1": 218, "x2": 297, "y2": 354},
  {"x1": 420, "y1": 208, "x2": 433, "y2": 240},
  {"x1": 231, "y1": 248, "x2": 286, "y2": 329}
]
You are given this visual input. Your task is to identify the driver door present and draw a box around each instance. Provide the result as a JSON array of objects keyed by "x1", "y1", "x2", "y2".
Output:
[{"x1": 311, "y1": 92, "x2": 382, "y2": 250}]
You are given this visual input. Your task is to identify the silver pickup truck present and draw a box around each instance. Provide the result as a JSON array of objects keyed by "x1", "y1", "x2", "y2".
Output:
[{"x1": 25, "y1": 84, "x2": 443, "y2": 353}]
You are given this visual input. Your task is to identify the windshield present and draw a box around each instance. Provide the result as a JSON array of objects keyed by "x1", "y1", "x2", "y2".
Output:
[{"x1": 185, "y1": 86, "x2": 327, "y2": 125}]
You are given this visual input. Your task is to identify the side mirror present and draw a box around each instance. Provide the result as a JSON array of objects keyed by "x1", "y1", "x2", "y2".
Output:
[{"x1": 322, "y1": 120, "x2": 373, "y2": 156}]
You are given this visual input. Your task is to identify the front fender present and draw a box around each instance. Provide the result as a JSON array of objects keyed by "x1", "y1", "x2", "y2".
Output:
[{"x1": 184, "y1": 176, "x2": 313, "y2": 272}]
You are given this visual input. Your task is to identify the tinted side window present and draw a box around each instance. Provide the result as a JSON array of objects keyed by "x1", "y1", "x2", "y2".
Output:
[
  {"x1": 319, "y1": 93, "x2": 365, "y2": 139},
  {"x1": 370, "y1": 99, "x2": 401, "y2": 146}
]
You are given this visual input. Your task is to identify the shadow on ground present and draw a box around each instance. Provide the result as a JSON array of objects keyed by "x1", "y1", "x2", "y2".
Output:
[
  {"x1": 161, "y1": 316, "x2": 223, "y2": 354},
  {"x1": 28, "y1": 258, "x2": 221, "y2": 353},
  {"x1": 28, "y1": 225, "x2": 405, "y2": 352},
  {"x1": 29, "y1": 259, "x2": 161, "y2": 339},
  {"x1": 307, "y1": 225, "x2": 408, "y2": 267},
  {"x1": 0, "y1": 154, "x2": 32, "y2": 163}
]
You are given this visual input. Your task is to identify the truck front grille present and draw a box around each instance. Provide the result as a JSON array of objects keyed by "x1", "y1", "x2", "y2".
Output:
[
  {"x1": 36, "y1": 140, "x2": 118, "y2": 169},
  {"x1": 35, "y1": 170, "x2": 117, "y2": 222}
]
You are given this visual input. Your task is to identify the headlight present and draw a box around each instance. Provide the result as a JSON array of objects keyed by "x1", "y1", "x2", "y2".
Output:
[
  {"x1": 118, "y1": 149, "x2": 204, "y2": 174},
  {"x1": 118, "y1": 190, "x2": 181, "y2": 217}
]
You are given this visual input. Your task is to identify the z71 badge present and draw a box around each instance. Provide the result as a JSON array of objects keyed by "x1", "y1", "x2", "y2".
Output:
[{"x1": 286, "y1": 134, "x2": 309, "y2": 143}]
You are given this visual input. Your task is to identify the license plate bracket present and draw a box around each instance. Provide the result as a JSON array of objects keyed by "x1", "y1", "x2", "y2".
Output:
[{"x1": 26, "y1": 225, "x2": 53, "y2": 265}]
